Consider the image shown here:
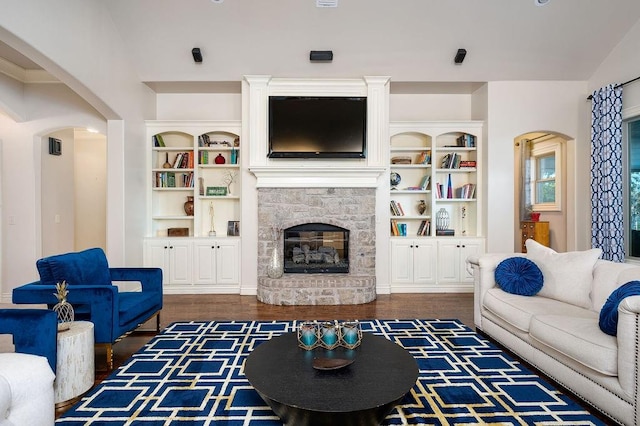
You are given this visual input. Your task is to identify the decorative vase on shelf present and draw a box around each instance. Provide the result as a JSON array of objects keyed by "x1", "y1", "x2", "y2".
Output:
[
  {"x1": 184, "y1": 196, "x2": 194, "y2": 216},
  {"x1": 417, "y1": 200, "x2": 427, "y2": 215},
  {"x1": 215, "y1": 154, "x2": 226, "y2": 164},
  {"x1": 53, "y1": 280, "x2": 74, "y2": 332},
  {"x1": 435, "y1": 208, "x2": 450, "y2": 230},
  {"x1": 267, "y1": 245, "x2": 284, "y2": 279}
]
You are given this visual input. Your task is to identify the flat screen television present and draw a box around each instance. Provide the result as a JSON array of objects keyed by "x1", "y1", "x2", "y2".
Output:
[{"x1": 268, "y1": 96, "x2": 367, "y2": 159}]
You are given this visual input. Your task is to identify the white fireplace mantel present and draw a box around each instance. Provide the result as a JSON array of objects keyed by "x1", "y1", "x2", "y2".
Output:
[{"x1": 250, "y1": 166, "x2": 386, "y2": 188}]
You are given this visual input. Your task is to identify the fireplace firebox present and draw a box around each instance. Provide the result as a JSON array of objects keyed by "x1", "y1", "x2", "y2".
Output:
[{"x1": 283, "y1": 223, "x2": 349, "y2": 274}]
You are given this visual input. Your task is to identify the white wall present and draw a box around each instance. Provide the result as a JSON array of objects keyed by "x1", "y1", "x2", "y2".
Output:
[
  {"x1": 41, "y1": 128, "x2": 75, "y2": 256},
  {"x1": 390, "y1": 94, "x2": 472, "y2": 121},
  {"x1": 484, "y1": 81, "x2": 589, "y2": 253},
  {"x1": 74, "y1": 131, "x2": 107, "y2": 251}
]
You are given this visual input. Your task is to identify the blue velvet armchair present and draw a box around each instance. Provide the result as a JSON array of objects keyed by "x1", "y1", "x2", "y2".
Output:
[
  {"x1": 0, "y1": 309, "x2": 57, "y2": 372},
  {"x1": 12, "y1": 248, "x2": 163, "y2": 369}
]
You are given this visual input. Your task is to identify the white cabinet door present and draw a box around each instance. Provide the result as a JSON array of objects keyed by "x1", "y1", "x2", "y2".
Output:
[
  {"x1": 193, "y1": 240, "x2": 216, "y2": 284},
  {"x1": 437, "y1": 239, "x2": 461, "y2": 283},
  {"x1": 216, "y1": 239, "x2": 240, "y2": 285},
  {"x1": 167, "y1": 240, "x2": 192, "y2": 285},
  {"x1": 390, "y1": 239, "x2": 414, "y2": 284},
  {"x1": 437, "y1": 238, "x2": 484, "y2": 283},
  {"x1": 413, "y1": 240, "x2": 437, "y2": 284},
  {"x1": 144, "y1": 239, "x2": 170, "y2": 285},
  {"x1": 459, "y1": 239, "x2": 483, "y2": 282},
  {"x1": 193, "y1": 239, "x2": 240, "y2": 285}
]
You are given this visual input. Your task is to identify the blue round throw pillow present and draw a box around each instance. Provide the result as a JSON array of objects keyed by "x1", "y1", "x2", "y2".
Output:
[
  {"x1": 599, "y1": 281, "x2": 640, "y2": 336},
  {"x1": 494, "y1": 257, "x2": 543, "y2": 296}
]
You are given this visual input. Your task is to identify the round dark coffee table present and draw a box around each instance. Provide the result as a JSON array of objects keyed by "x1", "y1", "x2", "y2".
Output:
[{"x1": 244, "y1": 331, "x2": 418, "y2": 426}]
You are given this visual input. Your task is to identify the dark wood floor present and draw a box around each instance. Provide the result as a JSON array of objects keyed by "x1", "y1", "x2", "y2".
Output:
[
  {"x1": 58, "y1": 293, "x2": 473, "y2": 417},
  {"x1": 99, "y1": 293, "x2": 474, "y2": 371}
]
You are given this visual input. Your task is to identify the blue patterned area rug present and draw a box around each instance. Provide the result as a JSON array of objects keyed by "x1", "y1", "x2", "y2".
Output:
[{"x1": 57, "y1": 319, "x2": 604, "y2": 425}]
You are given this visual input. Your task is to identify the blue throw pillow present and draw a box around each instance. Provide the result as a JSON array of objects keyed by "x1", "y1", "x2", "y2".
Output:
[
  {"x1": 494, "y1": 257, "x2": 543, "y2": 296},
  {"x1": 599, "y1": 281, "x2": 640, "y2": 336}
]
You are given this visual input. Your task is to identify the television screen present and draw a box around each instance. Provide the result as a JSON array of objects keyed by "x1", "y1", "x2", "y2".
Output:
[{"x1": 268, "y1": 96, "x2": 367, "y2": 159}]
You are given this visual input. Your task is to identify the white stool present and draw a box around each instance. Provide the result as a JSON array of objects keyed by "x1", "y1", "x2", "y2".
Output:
[{"x1": 55, "y1": 321, "x2": 95, "y2": 407}]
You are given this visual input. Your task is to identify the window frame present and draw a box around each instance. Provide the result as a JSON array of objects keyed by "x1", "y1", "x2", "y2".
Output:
[{"x1": 530, "y1": 141, "x2": 562, "y2": 212}]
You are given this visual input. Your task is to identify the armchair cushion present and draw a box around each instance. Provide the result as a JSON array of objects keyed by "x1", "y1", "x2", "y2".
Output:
[{"x1": 36, "y1": 247, "x2": 111, "y2": 286}]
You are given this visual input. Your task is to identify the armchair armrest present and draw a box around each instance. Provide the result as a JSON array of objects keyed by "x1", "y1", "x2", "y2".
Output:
[
  {"x1": 0, "y1": 309, "x2": 57, "y2": 372},
  {"x1": 13, "y1": 283, "x2": 119, "y2": 343},
  {"x1": 109, "y1": 267, "x2": 162, "y2": 295}
]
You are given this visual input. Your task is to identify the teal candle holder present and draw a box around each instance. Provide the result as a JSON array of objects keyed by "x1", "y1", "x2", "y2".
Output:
[
  {"x1": 297, "y1": 321, "x2": 319, "y2": 350},
  {"x1": 319, "y1": 321, "x2": 340, "y2": 350},
  {"x1": 339, "y1": 320, "x2": 362, "y2": 349}
]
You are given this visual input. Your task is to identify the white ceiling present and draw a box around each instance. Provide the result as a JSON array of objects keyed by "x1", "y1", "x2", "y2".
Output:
[{"x1": 3, "y1": 0, "x2": 640, "y2": 93}]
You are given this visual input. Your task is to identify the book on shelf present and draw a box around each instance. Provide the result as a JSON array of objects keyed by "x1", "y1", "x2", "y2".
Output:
[
  {"x1": 153, "y1": 134, "x2": 166, "y2": 147},
  {"x1": 456, "y1": 133, "x2": 476, "y2": 147},
  {"x1": 199, "y1": 151, "x2": 209, "y2": 165},
  {"x1": 436, "y1": 229, "x2": 455, "y2": 236},
  {"x1": 416, "y1": 150, "x2": 431, "y2": 165},
  {"x1": 390, "y1": 200, "x2": 405, "y2": 216},
  {"x1": 459, "y1": 160, "x2": 476, "y2": 168},
  {"x1": 420, "y1": 175, "x2": 430, "y2": 190},
  {"x1": 454, "y1": 183, "x2": 476, "y2": 199},
  {"x1": 231, "y1": 147, "x2": 238, "y2": 164},
  {"x1": 198, "y1": 134, "x2": 210, "y2": 147},
  {"x1": 391, "y1": 220, "x2": 399, "y2": 236},
  {"x1": 417, "y1": 220, "x2": 431, "y2": 236}
]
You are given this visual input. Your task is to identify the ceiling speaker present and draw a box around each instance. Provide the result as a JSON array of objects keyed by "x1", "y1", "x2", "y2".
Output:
[
  {"x1": 310, "y1": 50, "x2": 333, "y2": 62},
  {"x1": 454, "y1": 48, "x2": 467, "y2": 64},
  {"x1": 192, "y1": 47, "x2": 203, "y2": 63}
]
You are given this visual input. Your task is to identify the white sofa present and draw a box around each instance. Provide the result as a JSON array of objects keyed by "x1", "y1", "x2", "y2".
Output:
[
  {"x1": 0, "y1": 353, "x2": 55, "y2": 426},
  {"x1": 469, "y1": 241, "x2": 640, "y2": 426}
]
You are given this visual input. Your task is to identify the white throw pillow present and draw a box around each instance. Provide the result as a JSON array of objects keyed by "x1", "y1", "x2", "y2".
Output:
[{"x1": 525, "y1": 239, "x2": 602, "y2": 309}]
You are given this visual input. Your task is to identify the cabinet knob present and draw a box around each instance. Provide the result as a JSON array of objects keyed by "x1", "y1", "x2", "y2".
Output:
[
  {"x1": 211, "y1": 246, "x2": 215, "y2": 249},
  {"x1": 169, "y1": 246, "x2": 174, "y2": 249},
  {"x1": 462, "y1": 245, "x2": 466, "y2": 248},
  {"x1": 410, "y1": 245, "x2": 414, "y2": 248},
  {"x1": 164, "y1": 246, "x2": 168, "y2": 249},
  {"x1": 456, "y1": 245, "x2": 460, "y2": 248},
  {"x1": 415, "y1": 245, "x2": 419, "y2": 248},
  {"x1": 529, "y1": 224, "x2": 534, "y2": 229},
  {"x1": 217, "y1": 246, "x2": 220, "y2": 249}
]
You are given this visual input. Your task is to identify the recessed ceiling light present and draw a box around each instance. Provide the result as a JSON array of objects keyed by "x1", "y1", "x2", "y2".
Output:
[
  {"x1": 534, "y1": 0, "x2": 550, "y2": 6},
  {"x1": 317, "y1": 0, "x2": 338, "y2": 7},
  {"x1": 211, "y1": 0, "x2": 223, "y2": 3}
]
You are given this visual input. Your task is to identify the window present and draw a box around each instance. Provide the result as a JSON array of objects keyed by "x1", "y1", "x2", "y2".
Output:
[
  {"x1": 626, "y1": 119, "x2": 640, "y2": 257},
  {"x1": 530, "y1": 141, "x2": 561, "y2": 211}
]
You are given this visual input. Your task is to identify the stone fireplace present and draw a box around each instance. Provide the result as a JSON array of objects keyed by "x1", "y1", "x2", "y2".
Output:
[{"x1": 257, "y1": 187, "x2": 376, "y2": 305}]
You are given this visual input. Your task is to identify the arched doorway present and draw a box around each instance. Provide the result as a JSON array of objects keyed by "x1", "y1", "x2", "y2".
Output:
[
  {"x1": 514, "y1": 131, "x2": 572, "y2": 253},
  {"x1": 40, "y1": 128, "x2": 106, "y2": 256}
]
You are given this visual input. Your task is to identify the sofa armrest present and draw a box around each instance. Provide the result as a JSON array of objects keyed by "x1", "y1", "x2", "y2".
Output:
[
  {"x1": 469, "y1": 253, "x2": 525, "y2": 329},
  {"x1": 13, "y1": 283, "x2": 119, "y2": 343},
  {"x1": 617, "y1": 295, "x2": 640, "y2": 398},
  {"x1": 0, "y1": 309, "x2": 57, "y2": 373}
]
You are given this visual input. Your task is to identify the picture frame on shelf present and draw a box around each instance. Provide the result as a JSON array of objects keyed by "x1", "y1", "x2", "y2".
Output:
[
  {"x1": 206, "y1": 186, "x2": 227, "y2": 196},
  {"x1": 227, "y1": 221, "x2": 240, "y2": 236}
]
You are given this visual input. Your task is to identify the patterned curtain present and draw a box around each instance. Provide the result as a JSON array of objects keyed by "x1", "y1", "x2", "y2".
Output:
[{"x1": 591, "y1": 84, "x2": 624, "y2": 261}]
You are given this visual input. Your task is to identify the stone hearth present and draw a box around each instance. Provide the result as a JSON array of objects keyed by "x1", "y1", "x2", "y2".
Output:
[{"x1": 257, "y1": 187, "x2": 376, "y2": 305}]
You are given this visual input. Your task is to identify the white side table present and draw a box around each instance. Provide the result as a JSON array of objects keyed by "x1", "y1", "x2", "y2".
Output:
[{"x1": 55, "y1": 321, "x2": 95, "y2": 407}]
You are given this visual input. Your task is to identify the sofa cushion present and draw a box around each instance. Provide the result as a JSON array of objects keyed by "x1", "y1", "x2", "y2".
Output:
[
  {"x1": 599, "y1": 281, "x2": 640, "y2": 336},
  {"x1": 530, "y1": 314, "x2": 618, "y2": 376},
  {"x1": 36, "y1": 248, "x2": 111, "y2": 286},
  {"x1": 483, "y1": 288, "x2": 592, "y2": 332},
  {"x1": 495, "y1": 257, "x2": 543, "y2": 296},
  {"x1": 525, "y1": 239, "x2": 601, "y2": 309}
]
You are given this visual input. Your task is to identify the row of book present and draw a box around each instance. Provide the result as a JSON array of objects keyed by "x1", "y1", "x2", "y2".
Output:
[
  {"x1": 172, "y1": 152, "x2": 194, "y2": 169},
  {"x1": 454, "y1": 183, "x2": 477, "y2": 199},
  {"x1": 456, "y1": 133, "x2": 476, "y2": 147},
  {"x1": 390, "y1": 200, "x2": 406, "y2": 216},
  {"x1": 440, "y1": 153, "x2": 476, "y2": 169},
  {"x1": 390, "y1": 220, "x2": 431, "y2": 236},
  {"x1": 403, "y1": 175, "x2": 431, "y2": 191},
  {"x1": 152, "y1": 134, "x2": 166, "y2": 147},
  {"x1": 154, "y1": 172, "x2": 194, "y2": 188},
  {"x1": 390, "y1": 220, "x2": 407, "y2": 236}
]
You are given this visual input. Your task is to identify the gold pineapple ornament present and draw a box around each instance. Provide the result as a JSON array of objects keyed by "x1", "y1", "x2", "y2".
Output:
[{"x1": 53, "y1": 280, "x2": 74, "y2": 331}]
